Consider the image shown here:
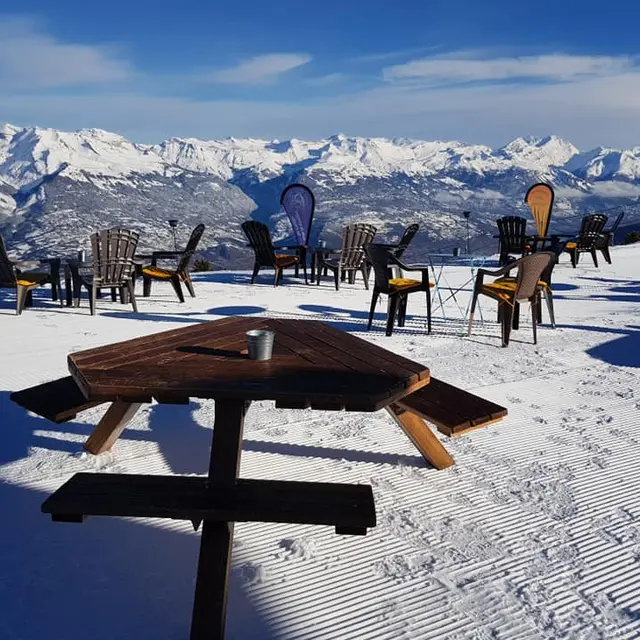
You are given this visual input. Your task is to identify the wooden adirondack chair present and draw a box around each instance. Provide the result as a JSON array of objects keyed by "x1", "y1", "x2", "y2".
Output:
[
  {"x1": 242, "y1": 220, "x2": 299, "y2": 286},
  {"x1": 141, "y1": 223, "x2": 205, "y2": 302},
  {"x1": 72, "y1": 228, "x2": 140, "y2": 315},
  {"x1": 496, "y1": 216, "x2": 531, "y2": 265},
  {"x1": 316, "y1": 223, "x2": 377, "y2": 290},
  {"x1": 0, "y1": 235, "x2": 60, "y2": 315},
  {"x1": 563, "y1": 214, "x2": 608, "y2": 267}
]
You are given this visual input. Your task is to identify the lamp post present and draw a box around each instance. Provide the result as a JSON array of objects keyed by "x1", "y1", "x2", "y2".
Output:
[
  {"x1": 168, "y1": 219, "x2": 179, "y2": 252},
  {"x1": 463, "y1": 211, "x2": 471, "y2": 254}
]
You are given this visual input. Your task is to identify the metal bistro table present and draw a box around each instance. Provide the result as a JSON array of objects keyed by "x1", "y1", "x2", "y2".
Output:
[
  {"x1": 40, "y1": 317, "x2": 455, "y2": 639},
  {"x1": 406, "y1": 254, "x2": 491, "y2": 323}
]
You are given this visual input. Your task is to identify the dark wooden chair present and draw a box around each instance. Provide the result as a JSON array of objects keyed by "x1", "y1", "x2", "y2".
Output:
[
  {"x1": 0, "y1": 235, "x2": 61, "y2": 315},
  {"x1": 365, "y1": 243, "x2": 433, "y2": 336},
  {"x1": 596, "y1": 211, "x2": 624, "y2": 265},
  {"x1": 468, "y1": 252, "x2": 555, "y2": 347},
  {"x1": 563, "y1": 214, "x2": 608, "y2": 267},
  {"x1": 496, "y1": 216, "x2": 531, "y2": 266},
  {"x1": 316, "y1": 223, "x2": 377, "y2": 290},
  {"x1": 242, "y1": 220, "x2": 299, "y2": 286},
  {"x1": 72, "y1": 228, "x2": 140, "y2": 315},
  {"x1": 141, "y1": 223, "x2": 205, "y2": 302},
  {"x1": 279, "y1": 184, "x2": 315, "y2": 283}
]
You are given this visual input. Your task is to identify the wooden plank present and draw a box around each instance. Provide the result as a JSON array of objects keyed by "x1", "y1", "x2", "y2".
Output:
[
  {"x1": 396, "y1": 377, "x2": 508, "y2": 436},
  {"x1": 40, "y1": 474, "x2": 377, "y2": 529},
  {"x1": 83, "y1": 401, "x2": 143, "y2": 454},
  {"x1": 385, "y1": 404, "x2": 455, "y2": 470},
  {"x1": 10, "y1": 376, "x2": 105, "y2": 423}
]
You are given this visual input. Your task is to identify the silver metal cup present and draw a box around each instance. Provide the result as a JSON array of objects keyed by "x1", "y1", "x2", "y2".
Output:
[
  {"x1": 246, "y1": 330, "x2": 275, "y2": 361},
  {"x1": 452, "y1": 247, "x2": 461, "y2": 257},
  {"x1": 77, "y1": 249, "x2": 86, "y2": 262}
]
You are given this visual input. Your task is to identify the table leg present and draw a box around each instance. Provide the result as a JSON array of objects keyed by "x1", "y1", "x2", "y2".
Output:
[
  {"x1": 190, "y1": 399, "x2": 248, "y2": 640},
  {"x1": 385, "y1": 404, "x2": 455, "y2": 470},
  {"x1": 84, "y1": 401, "x2": 143, "y2": 454}
]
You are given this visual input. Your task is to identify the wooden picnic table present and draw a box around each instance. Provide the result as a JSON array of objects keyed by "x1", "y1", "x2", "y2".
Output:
[{"x1": 40, "y1": 316, "x2": 463, "y2": 639}]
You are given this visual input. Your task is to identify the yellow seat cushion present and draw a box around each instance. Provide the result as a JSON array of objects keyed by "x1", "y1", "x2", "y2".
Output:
[
  {"x1": 388, "y1": 278, "x2": 434, "y2": 292},
  {"x1": 494, "y1": 276, "x2": 548, "y2": 288},
  {"x1": 16, "y1": 273, "x2": 49, "y2": 287},
  {"x1": 275, "y1": 254, "x2": 298, "y2": 267},
  {"x1": 143, "y1": 266, "x2": 175, "y2": 280},
  {"x1": 565, "y1": 242, "x2": 577, "y2": 249}
]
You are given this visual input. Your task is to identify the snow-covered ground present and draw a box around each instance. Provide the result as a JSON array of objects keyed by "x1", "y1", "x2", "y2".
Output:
[{"x1": 1, "y1": 246, "x2": 639, "y2": 639}]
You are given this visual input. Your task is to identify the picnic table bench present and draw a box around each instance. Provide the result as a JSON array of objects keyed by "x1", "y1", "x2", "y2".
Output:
[{"x1": 11, "y1": 317, "x2": 507, "y2": 639}]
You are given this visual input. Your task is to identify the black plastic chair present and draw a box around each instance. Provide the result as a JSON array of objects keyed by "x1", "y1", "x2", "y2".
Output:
[
  {"x1": 496, "y1": 216, "x2": 530, "y2": 266},
  {"x1": 141, "y1": 223, "x2": 205, "y2": 302},
  {"x1": 242, "y1": 221, "x2": 299, "y2": 286},
  {"x1": 596, "y1": 211, "x2": 624, "y2": 265},
  {"x1": 563, "y1": 214, "x2": 608, "y2": 267},
  {"x1": 365, "y1": 243, "x2": 433, "y2": 336},
  {"x1": 0, "y1": 235, "x2": 60, "y2": 315}
]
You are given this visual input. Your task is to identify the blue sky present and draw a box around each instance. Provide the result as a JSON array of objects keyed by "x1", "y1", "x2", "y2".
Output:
[{"x1": 1, "y1": 0, "x2": 640, "y2": 148}]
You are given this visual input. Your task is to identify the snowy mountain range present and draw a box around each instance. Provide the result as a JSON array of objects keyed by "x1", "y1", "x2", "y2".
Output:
[{"x1": 1, "y1": 123, "x2": 639, "y2": 266}]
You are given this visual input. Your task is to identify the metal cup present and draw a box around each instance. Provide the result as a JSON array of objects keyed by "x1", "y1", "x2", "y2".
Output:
[
  {"x1": 320, "y1": 240, "x2": 327, "y2": 248},
  {"x1": 452, "y1": 247, "x2": 461, "y2": 257},
  {"x1": 77, "y1": 249, "x2": 86, "y2": 262},
  {"x1": 246, "y1": 330, "x2": 275, "y2": 361}
]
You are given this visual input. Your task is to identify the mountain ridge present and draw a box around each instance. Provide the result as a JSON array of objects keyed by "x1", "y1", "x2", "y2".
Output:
[{"x1": 1, "y1": 123, "x2": 638, "y2": 265}]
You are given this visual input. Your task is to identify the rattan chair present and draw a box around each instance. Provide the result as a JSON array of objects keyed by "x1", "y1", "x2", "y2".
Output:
[
  {"x1": 316, "y1": 223, "x2": 377, "y2": 290},
  {"x1": 365, "y1": 243, "x2": 433, "y2": 336},
  {"x1": 563, "y1": 214, "x2": 608, "y2": 267},
  {"x1": 242, "y1": 220, "x2": 299, "y2": 286},
  {"x1": 141, "y1": 223, "x2": 205, "y2": 302},
  {"x1": 468, "y1": 252, "x2": 555, "y2": 347}
]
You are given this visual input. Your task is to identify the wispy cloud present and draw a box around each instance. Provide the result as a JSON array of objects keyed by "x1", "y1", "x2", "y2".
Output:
[
  {"x1": 200, "y1": 53, "x2": 312, "y2": 84},
  {"x1": 350, "y1": 46, "x2": 440, "y2": 64},
  {"x1": 383, "y1": 52, "x2": 638, "y2": 84},
  {"x1": 305, "y1": 73, "x2": 346, "y2": 86},
  {"x1": 0, "y1": 16, "x2": 131, "y2": 88}
]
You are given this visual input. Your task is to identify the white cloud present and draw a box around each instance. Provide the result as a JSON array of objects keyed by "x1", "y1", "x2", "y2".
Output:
[
  {"x1": 383, "y1": 53, "x2": 638, "y2": 84},
  {"x1": 201, "y1": 53, "x2": 312, "y2": 84},
  {"x1": 0, "y1": 16, "x2": 131, "y2": 88}
]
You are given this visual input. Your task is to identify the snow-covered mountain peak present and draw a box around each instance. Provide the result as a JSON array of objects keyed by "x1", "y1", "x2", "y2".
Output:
[{"x1": 500, "y1": 135, "x2": 578, "y2": 170}]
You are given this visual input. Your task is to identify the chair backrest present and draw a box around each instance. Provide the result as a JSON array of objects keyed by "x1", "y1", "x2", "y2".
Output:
[
  {"x1": 606, "y1": 211, "x2": 625, "y2": 236},
  {"x1": 365, "y1": 243, "x2": 395, "y2": 293},
  {"x1": 177, "y1": 223, "x2": 205, "y2": 274},
  {"x1": 512, "y1": 252, "x2": 556, "y2": 301},
  {"x1": 280, "y1": 184, "x2": 315, "y2": 246},
  {"x1": 576, "y1": 214, "x2": 608, "y2": 250},
  {"x1": 0, "y1": 235, "x2": 17, "y2": 286},
  {"x1": 394, "y1": 223, "x2": 419, "y2": 259},
  {"x1": 496, "y1": 216, "x2": 528, "y2": 253},
  {"x1": 242, "y1": 221, "x2": 275, "y2": 266},
  {"x1": 90, "y1": 228, "x2": 140, "y2": 286},
  {"x1": 525, "y1": 183, "x2": 554, "y2": 237},
  {"x1": 339, "y1": 223, "x2": 377, "y2": 269}
]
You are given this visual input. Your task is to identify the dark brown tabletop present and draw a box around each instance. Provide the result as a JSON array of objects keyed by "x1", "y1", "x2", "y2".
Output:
[{"x1": 68, "y1": 316, "x2": 430, "y2": 411}]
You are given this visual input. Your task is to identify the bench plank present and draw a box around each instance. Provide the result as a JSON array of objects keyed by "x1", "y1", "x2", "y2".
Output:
[
  {"x1": 41, "y1": 473, "x2": 376, "y2": 534},
  {"x1": 397, "y1": 377, "x2": 508, "y2": 437},
  {"x1": 10, "y1": 376, "x2": 105, "y2": 423}
]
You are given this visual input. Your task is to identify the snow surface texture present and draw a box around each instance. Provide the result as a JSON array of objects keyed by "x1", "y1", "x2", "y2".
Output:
[
  {"x1": 1, "y1": 245, "x2": 640, "y2": 639},
  {"x1": 1, "y1": 123, "x2": 640, "y2": 268}
]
